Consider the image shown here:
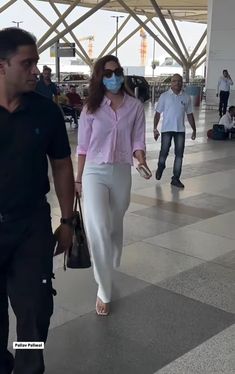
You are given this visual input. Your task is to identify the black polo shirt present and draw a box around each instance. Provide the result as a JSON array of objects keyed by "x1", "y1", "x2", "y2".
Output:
[{"x1": 0, "y1": 92, "x2": 71, "y2": 214}]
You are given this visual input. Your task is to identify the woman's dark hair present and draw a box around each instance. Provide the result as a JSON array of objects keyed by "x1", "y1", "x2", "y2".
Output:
[
  {"x1": 86, "y1": 54, "x2": 133, "y2": 113},
  {"x1": 0, "y1": 28, "x2": 36, "y2": 60}
]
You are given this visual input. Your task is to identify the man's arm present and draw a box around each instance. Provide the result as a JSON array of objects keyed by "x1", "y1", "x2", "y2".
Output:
[
  {"x1": 50, "y1": 157, "x2": 74, "y2": 218},
  {"x1": 153, "y1": 111, "x2": 161, "y2": 140},
  {"x1": 217, "y1": 78, "x2": 221, "y2": 96},
  {"x1": 52, "y1": 83, "x2": 59, "y2": 104},
  {"x1": 228, "y1": 74, "x2": 233, "y2": 85},
  {"x1": 187, "y1": 113, "x2": 196, "y2": 140},
  {"x1": 50, "y1": 157, "x2": 74, "y2": 254}
]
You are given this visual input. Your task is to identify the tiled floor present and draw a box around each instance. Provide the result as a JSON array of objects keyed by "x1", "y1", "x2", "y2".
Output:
[{"x1": 8, "y1": 102, "x2": 235, "y2": 373}]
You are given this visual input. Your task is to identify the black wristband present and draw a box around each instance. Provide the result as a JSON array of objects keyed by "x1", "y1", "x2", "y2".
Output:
[
  {"x1": 75, "y1": 181, "x2": 82, "y2": 184},
  {"x1": 60, "y1": 217, "x2": 74, "y2": 226}
]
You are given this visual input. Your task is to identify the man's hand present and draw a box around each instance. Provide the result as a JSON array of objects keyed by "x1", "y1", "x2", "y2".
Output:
[
  {"x1": 153, "y1": 128, "x2": 160, "y2": 141},
  {"x1": 54, "y1": 224, "x2": 73, "y2": 256},
  {"x1": 191, "y1": 130, "x2": 196, "y2": 140},
  {"x1": 216, "y1": 93, "x2": 218, "y2": 97}
]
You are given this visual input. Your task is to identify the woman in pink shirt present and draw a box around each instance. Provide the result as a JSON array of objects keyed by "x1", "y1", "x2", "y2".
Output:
[{"x1": 75, "y1": 55, "x2": 151, "y2": 316}]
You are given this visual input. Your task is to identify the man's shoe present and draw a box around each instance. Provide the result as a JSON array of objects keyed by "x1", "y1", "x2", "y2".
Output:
[
  {"x1": 155, "y1": 168, "x2": 163, "y2": 180},
  {"x1": 171, "y1": 178, "x2": 185, "y2": 188}
]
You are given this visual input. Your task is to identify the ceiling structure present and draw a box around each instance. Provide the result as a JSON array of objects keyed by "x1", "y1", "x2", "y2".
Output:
[
  {"x1": 37, "y1": 0, "x2": 208, "y2": 23},
  {"x1": 0, "y1": 0, "x2": 208, "y2": 79}
]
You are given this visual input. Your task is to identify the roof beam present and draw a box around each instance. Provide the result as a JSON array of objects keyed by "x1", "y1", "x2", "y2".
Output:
[
  {"x1": 195, "y1": 56, "x2": 206, "y2": 69},
  {"x1": 149, "y1": 19, "x2": 176, "y2": 52},
  {"x1": 188, "y1": 28, "x2": 207, "y2": 63},
  {"x1": 97, "y1": 14, "x2": 131, "y2": 59},
  {"x1": 38, "y1": 0, "x2": 110, "y2": 54},
  {"x1": 141, "y1": 10, "x2": 177, "y2": 50},
  {"x1": 0, "y1": 0, "x2": 17, "y2": 13},
  {"x1": 149, "y1": 0, "x2": 187, "y2": 65},
  {"x1": 106, "y1": 14, "x2": 154, "y2": 56},
  {"x1": 23, "y1": 0, "x2": 90, "y2": 65},
  {"x1": 168, "y1": 10, "x2": 189, "y2": 58},
  {"x1": 190, "y1": 46, "x2": 207, "y2": 66},
  {"x1": 48, "y1": 0, "x2": 92, "y2": 66},
  {"x1": 36, "y1": 1, "x2": 207, "y2": 12},
  {"x1": 37, "y1": 0, "x2": 81, "y2": 48},
  {"x1": 115, "y1": 0, "x2": 184, "y2": 65}
]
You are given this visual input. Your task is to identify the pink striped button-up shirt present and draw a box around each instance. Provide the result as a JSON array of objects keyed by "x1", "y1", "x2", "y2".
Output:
[{"x1": 77, "y1": 93, "x2": 146, "y2": 165}]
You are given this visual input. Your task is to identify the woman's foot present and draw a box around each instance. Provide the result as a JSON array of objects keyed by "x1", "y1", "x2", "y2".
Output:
[{"x1": 96, "y1": 297, "x2": 110, "y2": 316}]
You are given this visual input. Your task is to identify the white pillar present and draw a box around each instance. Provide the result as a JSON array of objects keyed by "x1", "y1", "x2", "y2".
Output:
[{"x1": 206, "y1": 0, "x2": 235, "y2": 105}]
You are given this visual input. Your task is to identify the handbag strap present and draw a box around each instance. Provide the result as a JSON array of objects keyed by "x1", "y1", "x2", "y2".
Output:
[
  {"x1": 63, "y1": 195, "x2": 85, "y2": 271},
  {"x1": 75, "y1": 194, "x2": 85, "y2": 232},
  {"x1": 74, "y1": 195, "x2": 78, "y2": 211}
]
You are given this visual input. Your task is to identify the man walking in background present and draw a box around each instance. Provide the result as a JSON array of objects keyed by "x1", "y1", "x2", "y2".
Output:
[
  {"x1": 0, "y1": 28, "x2": 74, "y2": 374},
  {"x1": 36, "y1": 65, "x2": 58, "y2": 103},
  {"x1": 217, "y1": 69, "x2": 233, "y2": 117},
  {"x1": 153, "y1": 74, "x2": 196, "y2": 189}
]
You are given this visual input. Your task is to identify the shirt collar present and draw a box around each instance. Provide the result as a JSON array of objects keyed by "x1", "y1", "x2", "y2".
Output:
[
  {"x1": 0, "y1": 93, "x2": 30, "y2": 114},
  {"x1": 101, "y1": 92, "x2": 127, "y2": 107},
  {"x1": 17, "y1": 93, "x2": 32, "y2": 111},
  {"x1": 101, "y1": 96, "x2": 111, "y2": 106},
  {"x1": 169, "y1": 88, "x2": 184, "y2": 96}
]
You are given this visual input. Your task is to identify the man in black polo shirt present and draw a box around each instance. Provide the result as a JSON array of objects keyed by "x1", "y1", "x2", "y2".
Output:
[{"x1": 0, "y1": 28, "x2": 74, "y2": 374}]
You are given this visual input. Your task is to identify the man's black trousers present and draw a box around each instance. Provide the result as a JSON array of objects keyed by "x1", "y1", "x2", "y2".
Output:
[
  {"x1": 219, "y1": 90, "x2": 230, "y2": 117},
  {"x1": 0, "y1": 202, "x2": 55, "y2": 374}
]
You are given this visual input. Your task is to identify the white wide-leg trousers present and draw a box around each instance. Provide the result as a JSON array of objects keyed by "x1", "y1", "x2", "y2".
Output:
[{"x1": 82, "y1": 163, "x2": 131, "y2": 303}]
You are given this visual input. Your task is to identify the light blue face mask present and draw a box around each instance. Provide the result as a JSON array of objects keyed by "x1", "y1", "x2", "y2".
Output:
[{"x1": 103, "y1": 74, "x2": 124, "y2": 94}]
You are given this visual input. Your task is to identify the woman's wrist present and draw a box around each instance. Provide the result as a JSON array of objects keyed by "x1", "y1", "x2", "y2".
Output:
[
  {"x1": 137, "y1": 155, "x2": 146, "y2": 165},
  {"x1": 134, "y1": 150, "x2": 146, "y2": 162}
]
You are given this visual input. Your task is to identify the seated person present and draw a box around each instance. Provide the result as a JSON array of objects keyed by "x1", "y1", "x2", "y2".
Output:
[
  {"x1": 58, "y1": 87, "x2": 78, "y2": 127},
  {"x1": 66, "y1": 85, "x2": 83, "y2": 115},
  {"x1": 207, "y1": 106, "x2": 235, "y2": 140},
  {"x1": 219, "y1": 106, "x2": 235, "y2": 131},
  {"x1": 57, "y1": 88, "x2": 70, "y2": 106}
]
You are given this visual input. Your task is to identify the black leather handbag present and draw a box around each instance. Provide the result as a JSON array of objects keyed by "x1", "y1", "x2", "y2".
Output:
[{"x1": 65, "y1": 196, "x2": 91, "y2": 270}]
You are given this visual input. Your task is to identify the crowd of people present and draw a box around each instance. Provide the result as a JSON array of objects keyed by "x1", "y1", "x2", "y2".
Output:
[
  {"x1": 0, "y1": 26, "x2": 234, "y2": 374},
  {"x1": 34, "y1": 64, "x2": 83, "y2": 128}
]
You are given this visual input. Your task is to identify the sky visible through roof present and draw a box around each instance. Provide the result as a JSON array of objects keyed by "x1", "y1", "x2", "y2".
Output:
[{"x1": 1, "y1": 0, "x2": 206, "y2": 75}]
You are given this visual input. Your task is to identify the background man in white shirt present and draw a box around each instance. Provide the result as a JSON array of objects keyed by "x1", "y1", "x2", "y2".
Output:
[
  {"x1": 219, "y1": 105, "x2": 235, "y2": 131},
  {"x1": 217, "y1": 69, "x2": 233, "y2": 117},
  {"x1": 153, "y1": 74, "x2": 196, "y2": 188}
]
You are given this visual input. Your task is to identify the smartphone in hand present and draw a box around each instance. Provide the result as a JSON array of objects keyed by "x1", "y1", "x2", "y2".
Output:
[{"x1": 136, "y1": 165, "x2": 152, "y2": 179}]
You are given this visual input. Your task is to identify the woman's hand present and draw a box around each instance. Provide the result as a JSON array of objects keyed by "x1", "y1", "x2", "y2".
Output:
[
  {"x1": 134, "y1": 150, "x2": 152, "y2": 179},
  {"x1": 137, "y1": 162, "x2": 152, "y2": 179},
  {"x1": 74, "y1": 181, "x2": 82, "y2": 197}
]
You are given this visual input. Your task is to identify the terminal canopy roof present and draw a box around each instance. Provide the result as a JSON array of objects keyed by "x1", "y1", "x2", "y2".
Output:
[{"x1": 37, "y1": 0, "x2": 207, "y2": 23}]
